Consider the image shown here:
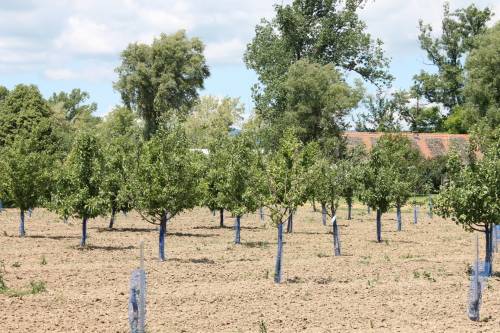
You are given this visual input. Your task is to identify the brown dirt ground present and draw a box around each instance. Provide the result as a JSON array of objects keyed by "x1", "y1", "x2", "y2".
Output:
[{"x1": 0, "y1": 204, "x2": 499, "y2": 332}]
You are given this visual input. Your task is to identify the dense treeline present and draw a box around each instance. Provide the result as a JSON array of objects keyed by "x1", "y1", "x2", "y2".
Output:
[{"x1": 0, "y1": 0, "x2": 498, "y2": 283}]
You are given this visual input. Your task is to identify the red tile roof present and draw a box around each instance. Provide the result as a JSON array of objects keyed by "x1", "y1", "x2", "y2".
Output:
[{"x1": 344, "y1": 132, "x2": 470, "y2": 159}]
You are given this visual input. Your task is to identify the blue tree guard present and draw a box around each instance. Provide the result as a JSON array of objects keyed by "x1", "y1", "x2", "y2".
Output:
[
  {"x1": 332, "y1": 215, "x2": 341, "y2": 256},
  {"x1": 413, "y1": 205, "x2": 418, "y2": 224},
  {"x1": 274, "y1": 223, "x2": 284, "y2": 283},
  {"x1": 321, "y1": 204, "x2": 326, "y2": 226},
  {"x1": 428, "y1": 195, "x2": 433, "y2": 218},
  {"x1": 259, "y1": 207, "x2": 264, "y2": 222},
  {"x1": 494, "y1": 225, "x2": 500, "y2": 253},
  {"x1": 468, "y1": 236, "x2": 489, "y2": 321},
  {"x1": 129, "y1": 242, "x2": 146, "y2": 333},
  {"x1": 0, "y1": 200, "x2": 3, "y2": 212}
]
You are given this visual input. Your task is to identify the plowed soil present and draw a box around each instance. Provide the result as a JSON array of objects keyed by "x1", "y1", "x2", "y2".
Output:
[{"x1": 0, "y1": 205, "x2": 499, "y2": 332}]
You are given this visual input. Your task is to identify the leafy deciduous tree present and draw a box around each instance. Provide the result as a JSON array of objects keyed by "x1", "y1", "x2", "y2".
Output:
[{"x1": 115, "y1": 31, "x2": 210, "y2": 139}]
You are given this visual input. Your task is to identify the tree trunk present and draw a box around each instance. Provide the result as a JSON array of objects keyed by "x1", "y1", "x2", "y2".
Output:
[
  {"x1": 28, "y1": 208, "x2": 32, "y2": 218},
  {"x1": 159, "y1": 212, "x2": 168, "y2": 261},
  {"x1": 367, "y1": 205, "x2": 371, "y2": 214},
  {"x1": 80, "y1": 217, "x2": 88, "y2": 247},
  {"x1": 413, "y1": 205, "x2": 418, "y2": 224},
  {"x1": 428, "y1": 195, "x2": 433, "y2": 218},
  {"x1": 376, "y1": 209, "x2": 382, "y2": 243},
  {"x1": 108, "y1": 208, "x2": 116, "y2": 229},
  {"x1": 331, "y1": 211, "x2": 341, "y2": 256},
  {"x1": 312, "y1": 200, "x2": 317, "y2": 212},
  {"x1": 347, "y1": 201, "x2": 352, "y2": 220},
  {"x1": 485, "y1": 224, "x2": 493, "y2": 276},
  {"x1": 234, "y1": 216, "x2": 241, "y2": 244},
  {"x1": 396, "y1": 204, "x2": 402, "y2": 231},
  {"x1": 19, "y1": 209, "x2": 26, "y2": 237},
  {"x1": 274, "y1": 223, "x2": 284, "y2": 283},
  {"x1": 219, "y1": 209, "x2": 224, "y2": 228},
  {"x1": 286, "y1": 210, "x2": 293, "y2": 233},
  {"x1": 321, "y1": 204, "x2": 326, "y2": 226}
]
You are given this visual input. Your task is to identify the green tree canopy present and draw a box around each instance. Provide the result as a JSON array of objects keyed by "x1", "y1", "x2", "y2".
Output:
[
  {"x1": 0, "y1": 131, "x2": 52, "y2": 236},
  {"x1": 50, "y1": 132, "x2": 107, "y2": 246},
  {"x1": 461, "y1": 22, "x2": 500, "y2": 132},
  {"x1": 281, "y1": 59, "x2": 363, "y2": 148},
  {"x1": 413, "y1": 3, "x2": 492, "y2": 112},
  {"x1": 98, "y1": 106, "x2": 142, "y2": 228},
  {"x1": 435, "y1": 136, "x2": 499, "y2": 275},
  {"x1": 359, "y1": 134, "x2": 421, "y2": 240},
  {"x1": 114, "y1": 31, "x2": 210, "y2": 139},
  {"x1": 355, "y1": 90, "x2": 405, "y2": 132},
  {"x1": 184, "y1": 95, "x2": 244, "y2": 148},
  {"x1": 48, "y1": 88, "x2": 98, "y2": 123},
  {"x1": 133, "y1": 125, "x2": 201, "y2": 260},
  {"x1": 0, "y1": 84, "x2": 51, "y2": 147}
]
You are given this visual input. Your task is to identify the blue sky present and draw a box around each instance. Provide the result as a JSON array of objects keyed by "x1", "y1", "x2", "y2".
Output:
[{"x1": 0, "y1": 0, "x2": 498, "y2": 121}]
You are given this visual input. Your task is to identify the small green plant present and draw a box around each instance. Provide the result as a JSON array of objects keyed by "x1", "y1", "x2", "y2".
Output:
[
  {"x1": 384, "y1": 254, "x2": 391, "y2": 262},
  {"x1": 0, "y1": 261, "x2": 7, "y2": 292},
  {"x1": 359, "y1": 255, "x2": 371, "y2": 265},
  {"x1": 40, "y1": 256, "x2": 47, "y2": 266},
  {"x1": 422, "y1": 271, "x2": 436, "y2": 282},
  {"x1": 317, "y1": 253, "x2": 328, "y2": 258},
  {"x1": 413, "y1": 271, "x2": 420, "y2": 278},
  {"x1": 287, "y1": 276, "x2": 303, "y2": 284},
  {"x1": 12, "y1": 262, "x2": 21, "y2": 268},
  {"x1": 259, "y1": 320, "x2": 268, "y2": 333},
  {"x1": 29, "y1": 280, "x2": 46, "y2": 294}
]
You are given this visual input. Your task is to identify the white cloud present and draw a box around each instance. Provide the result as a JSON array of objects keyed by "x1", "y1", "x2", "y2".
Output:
[
  {"x1": 44, "y1": 68, "x2": 76, "y2": 80},
  {"x1": 44, "y1": 64, "x2": 115, "y2": 81},
  {"x1": 54, "y1": 17, "x2": 125, "y2": 55},
  {"x1": 205, "y1": 38, "x2": 246, "y2": 64}
]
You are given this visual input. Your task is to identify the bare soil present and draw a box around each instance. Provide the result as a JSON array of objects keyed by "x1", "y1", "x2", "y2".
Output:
[{"x1": 0, "y1": 205, "x2": 499, "y2": 332}]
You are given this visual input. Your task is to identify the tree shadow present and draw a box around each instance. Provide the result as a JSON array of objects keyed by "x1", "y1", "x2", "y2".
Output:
[
  {"x1": 95, "y1": 227, "x2": 156, "y2": 233},
  {"x1": 77, "y1": 245, "x2": 136, "y2": 251},
  {"x1": 238, "y1": 226, "x2": 262, "y2": 230},
  {"x1": 242, "y1": 241, "x2": 270, "y2": 248},
  {"x1": 169, "y1": 232, "x2": 216, "y2": 238},
  {"x1": 25, "y1": 235, "x2": 80, "y2": 240},
  {"x1": 169, "y1": 257, "x2": 215, "y2": 264},
  {"x1": 193, "y1": 225, "x2": 232, "y2": 230},
  {"x1": 293, "y1": 231, "x2": 326, "y2": 235}
]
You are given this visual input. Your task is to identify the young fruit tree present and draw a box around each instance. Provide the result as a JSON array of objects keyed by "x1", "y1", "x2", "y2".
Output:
[
  {"x1": 310, "y1": 157, "x2": 344, "y2": 256},
  {"x1": 219, "y1": 132, "x2": 259, "y2": 244},
  {"x1": 201, "y1": 131, "x2": 231, "y2": 228},
  {"x1": 0, "y1": 132, "x2": 52, "y2": 237},
  {"x1": 338, "y1": 149, "x2": 364, "y2": 221},
  {"x1": 359, "y1": 134, "x2": 410, "y2": 242},
  {"x1": 254, "y1": 130, "x2": 308, "y2": 283},
  {"x1": 50, "y1": 132, "x2": 107, "y2": 246},
  {"x1": 133, "y1": 125, "x2": 201, "y2": 261},
  {"x1": 435, "y1": 138, "x2": 499, "y2": 276},
  {"x1": 381, "y1": 135, "x2": 421, "y2": 231},
  {"x1": 98, "y1": 106, "x2": 141, "y2": 229}
]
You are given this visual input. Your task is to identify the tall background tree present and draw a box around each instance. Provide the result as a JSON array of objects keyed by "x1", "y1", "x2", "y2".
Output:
[
  {"x1": 245, "y1": 0, "x2": 390, "y2": 148},
  {"x1": 412, "y1": 3, "x2": 493, "y2": 132},
  {"x1": 184, "y1": 95, "x2": 244, "y2": 148},
  {"x1": 114, "y1": 31, "x2": 210, "y2": 139}
]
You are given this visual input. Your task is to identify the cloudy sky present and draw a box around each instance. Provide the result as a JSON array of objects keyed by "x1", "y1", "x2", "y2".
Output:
[{"x1": 0, "y1": 0, "x2": 498, "y2": 117}]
